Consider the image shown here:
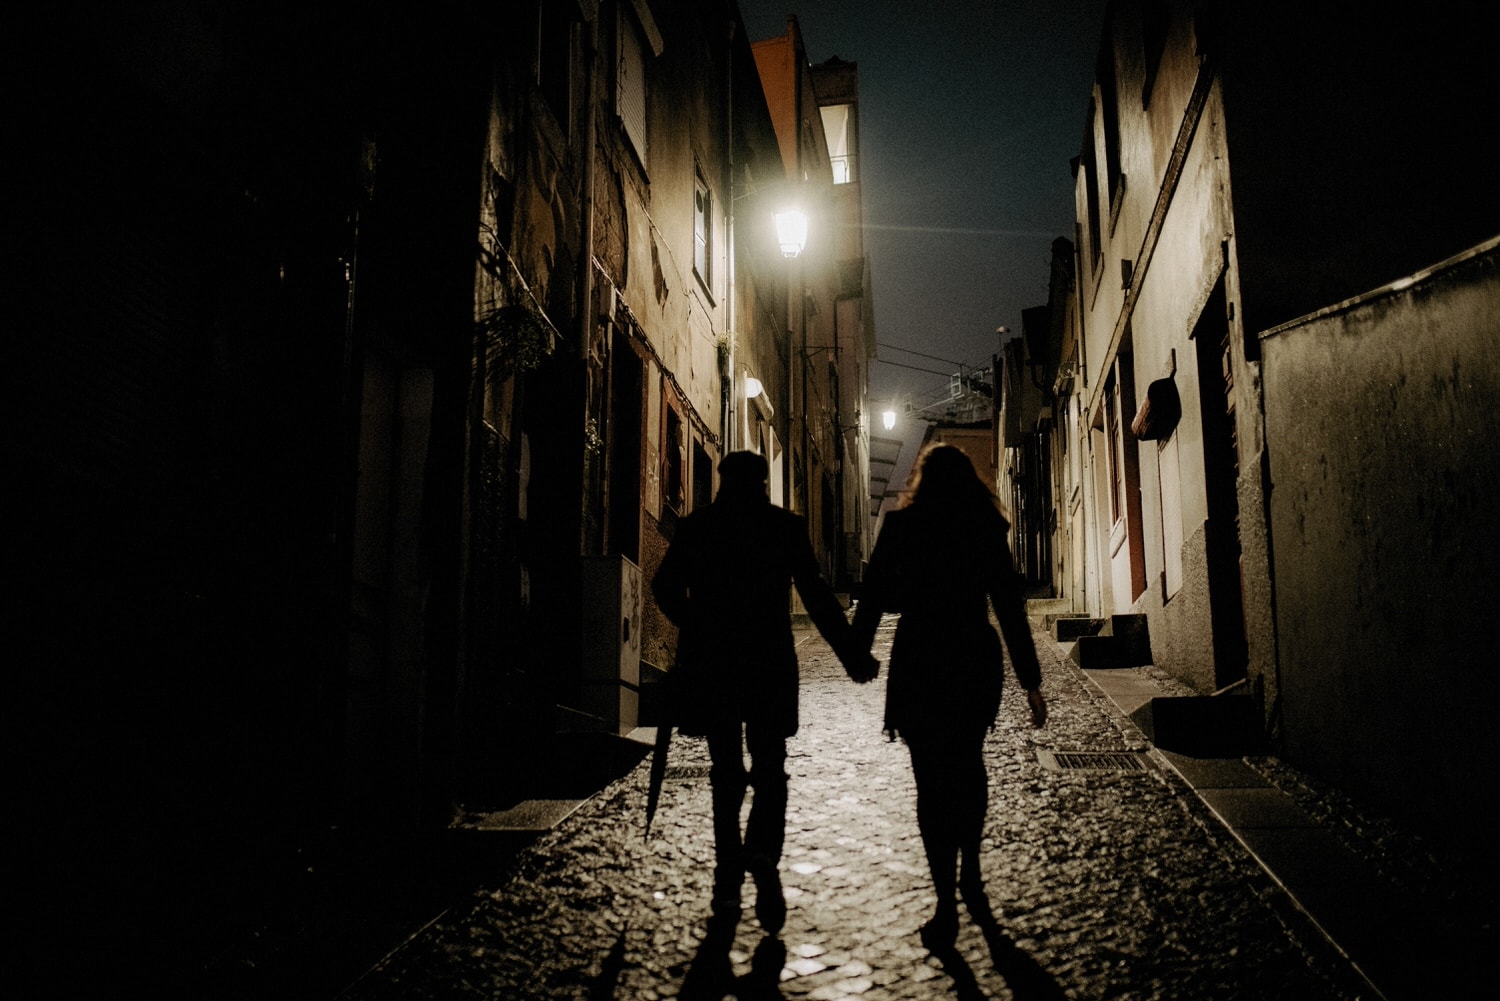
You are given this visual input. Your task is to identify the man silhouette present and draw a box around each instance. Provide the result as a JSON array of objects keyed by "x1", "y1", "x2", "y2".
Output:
[{"x1": 652, "y1": 451, "x2": 877, "y2": 932}]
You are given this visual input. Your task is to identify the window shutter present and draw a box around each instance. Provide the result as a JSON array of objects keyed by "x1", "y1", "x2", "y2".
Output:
[{"x1": 619, "y1": 16, "x2": 646, "y2": 164}]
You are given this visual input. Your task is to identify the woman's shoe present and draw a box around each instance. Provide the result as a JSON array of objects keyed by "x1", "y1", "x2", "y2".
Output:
[{"x1": 918, "y1": 905, "x2": 958, "y2": 951}]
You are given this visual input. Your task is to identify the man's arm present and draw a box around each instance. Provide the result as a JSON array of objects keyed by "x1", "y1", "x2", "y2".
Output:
[
  {"x1": 850, "y1": 513, "x2": 898, "y2": 653},
  {"x1": 787, "y1": 515, "x2": 877, "y2": 682}
]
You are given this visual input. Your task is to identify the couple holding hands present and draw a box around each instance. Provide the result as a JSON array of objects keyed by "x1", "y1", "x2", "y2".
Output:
[{"x1": 653, "y1": 443, "x2": 1047, "y2": 948}]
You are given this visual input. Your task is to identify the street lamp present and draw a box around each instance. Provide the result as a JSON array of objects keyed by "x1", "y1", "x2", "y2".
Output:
[
  {"x1": 774, "y1": 208, "x2": 808, "y2": 259},
  {"x1": 881, "y1": 408, "x2": 897, "y2": 431}
]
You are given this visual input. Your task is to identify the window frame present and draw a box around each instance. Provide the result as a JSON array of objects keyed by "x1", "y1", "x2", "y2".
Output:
[
  {"x1": 693, "y1": 167, "x2": 713, "y2": 297},
  {"x1": 662, "y1": 396, "x2": 686, "y2": 516}
]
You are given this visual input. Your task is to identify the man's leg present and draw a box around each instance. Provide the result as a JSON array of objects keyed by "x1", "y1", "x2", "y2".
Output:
[
  {"x1": 706, "y1": 724, "x2": 749, "y2": 914},
  {"x1": 743, "y1": 721, "x2": 789, "y2": 932}
]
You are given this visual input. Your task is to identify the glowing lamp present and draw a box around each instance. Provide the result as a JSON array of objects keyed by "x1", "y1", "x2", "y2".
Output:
[{"x1": 774, "y1": 209, "x2": 808, "y2": 259}]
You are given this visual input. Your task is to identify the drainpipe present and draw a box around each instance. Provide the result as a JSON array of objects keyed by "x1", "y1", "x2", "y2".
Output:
[
  {"x1": 578, "y1": 11, "x2": 599, "y2": 556},
  {"x1": 725, "y1": 15, "x2": 737, "y2": 453},
  {"x1": 579, "y1": 15, "x2": 598, "y2": 366}
]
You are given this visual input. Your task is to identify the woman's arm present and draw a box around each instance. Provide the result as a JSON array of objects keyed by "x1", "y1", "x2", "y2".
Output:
[{"x1": 988, "y1": 533, "x2": 1044, "y2": 694}]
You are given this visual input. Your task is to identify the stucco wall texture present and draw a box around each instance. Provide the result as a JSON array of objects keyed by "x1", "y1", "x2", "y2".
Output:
[{"x1": 1262, "y1": 240, "x2": 1500, "y2": 838}]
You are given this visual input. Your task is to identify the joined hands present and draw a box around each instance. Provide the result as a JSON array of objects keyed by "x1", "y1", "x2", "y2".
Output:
[{"x1": 844, "y1": 651, "x2": 880, "y2": 684}]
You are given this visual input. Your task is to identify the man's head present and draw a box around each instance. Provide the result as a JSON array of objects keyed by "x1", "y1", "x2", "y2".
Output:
[{"x1": 717, "y1": 450, "x2": 769, "y2": 502}]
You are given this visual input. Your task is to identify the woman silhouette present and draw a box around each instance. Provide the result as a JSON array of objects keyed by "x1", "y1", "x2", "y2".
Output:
[{"x1": 852, "y1": 443, "x2": 1047, "y2": 949}]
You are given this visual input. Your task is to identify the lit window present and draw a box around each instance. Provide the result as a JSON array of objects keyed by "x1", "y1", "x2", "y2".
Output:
[{"x1": 820, "y1": 104, "x2": 855, "y2": 184}]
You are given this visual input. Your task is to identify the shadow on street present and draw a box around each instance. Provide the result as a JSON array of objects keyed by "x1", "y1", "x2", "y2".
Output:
[
  {"x1": 925, "y1": 887, "x2": 1068, "y2": 1001},
  {"x1": 677, "y1": 911, "x2": 786, "y2": 1000}
]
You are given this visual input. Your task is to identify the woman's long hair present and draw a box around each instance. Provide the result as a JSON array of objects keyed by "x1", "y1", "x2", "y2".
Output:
[{"x1": 904, "y1": 443, "x2": 1009, "y2": 525}]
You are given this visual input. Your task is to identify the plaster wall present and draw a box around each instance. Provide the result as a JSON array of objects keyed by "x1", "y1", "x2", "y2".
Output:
[
  {"x1": 1073, "y1": 5, "x2": 1219, "y2": 645},
  {"x1": 610, "y1": 0, "x2": 735, "y2": 450},
  {"x1": 618, "y1": 184, "x2": 721, "y2": 444},
  {"x1": 1121, "y1": 88, "x2": 1240, "y2": 689},
  {"x1": 1262, "y1": 242, "x2": 1500, "y2": 840},
  {"x1": 1131, "y1": 521, "x2": 1218, "y2": 694}
]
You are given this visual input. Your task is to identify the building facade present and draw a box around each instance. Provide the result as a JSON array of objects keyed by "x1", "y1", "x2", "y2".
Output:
[
  {"x1": 1037, "y1": 0, "x2": 1498, "y2": 849},
  {"x1": 753, "y1": 18, "x2": 876, "y2": 594},
  {"x1": 12, "y1": 2, "x2": 875, "y2": 975}
]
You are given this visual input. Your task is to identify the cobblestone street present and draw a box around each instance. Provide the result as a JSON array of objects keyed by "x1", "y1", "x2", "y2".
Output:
[{"x1": 339, "y1": 615, "x2": 1378, "y2": 1000}]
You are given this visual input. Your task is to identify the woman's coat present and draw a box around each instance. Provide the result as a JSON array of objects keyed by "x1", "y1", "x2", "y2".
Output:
[{"x1": 852, "y1": 503, "x2": 1042, "y2": 739}]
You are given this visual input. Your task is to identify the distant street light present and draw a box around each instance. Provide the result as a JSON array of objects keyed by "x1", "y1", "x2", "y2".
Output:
[{"x1": 774, "y1": 208, "x2": 808, "y2": 259}]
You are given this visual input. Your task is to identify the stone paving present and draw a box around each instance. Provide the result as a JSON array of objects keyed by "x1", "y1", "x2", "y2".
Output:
[{"x1": 340, "y1": 615, "x2": 1375, "y2": 1000}]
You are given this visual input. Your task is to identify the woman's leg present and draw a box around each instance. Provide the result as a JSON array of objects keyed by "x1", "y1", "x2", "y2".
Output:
[
  {"x1": 909, "y1": 727, "x2": 990, "y2": 944},
  {"x1": 956, "y1": 730, "x2": 990, "y2": 897},
  {"x1": 906, "y1": 735, "x2": 962, "y2": 943}
]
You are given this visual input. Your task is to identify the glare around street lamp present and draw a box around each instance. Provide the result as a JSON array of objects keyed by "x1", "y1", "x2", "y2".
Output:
[
  {"x1": 882, "y1": 409, "x2": 897, "y2": 431},
  {"x1": 775, "y1": 209, "x2": 808, "y2": 259}
]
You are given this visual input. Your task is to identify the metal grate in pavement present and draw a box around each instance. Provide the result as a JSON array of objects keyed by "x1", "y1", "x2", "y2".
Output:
[
  {"x1": 1037, "y1": 749, "x2": 1152, "y2": 772},
  {"x1": 665, "y1": 764, "x2": 712, "y2": 780}
]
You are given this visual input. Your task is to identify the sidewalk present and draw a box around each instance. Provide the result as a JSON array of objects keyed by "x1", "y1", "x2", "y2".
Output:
[
  {"x1": 329, "y1": 613, "x2": 1490, "y2": 1000},
  {"x1": 1078, "y1": 663, "x2": 1491, "y2": 1001}
]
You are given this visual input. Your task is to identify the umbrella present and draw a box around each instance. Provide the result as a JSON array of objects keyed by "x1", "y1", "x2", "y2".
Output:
[{"x1": 644, "y1": 721, "x2": 672, "y2": 839}]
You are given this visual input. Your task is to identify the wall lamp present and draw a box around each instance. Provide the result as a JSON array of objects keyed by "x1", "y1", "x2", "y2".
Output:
[{"x1": 774, "y1": 208, "x2": 808, "y2": 259}]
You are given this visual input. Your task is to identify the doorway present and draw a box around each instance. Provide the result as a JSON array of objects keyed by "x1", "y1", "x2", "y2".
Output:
[{"x1": 1193, "y1": 282, "x2": 1248, "y2": 687}]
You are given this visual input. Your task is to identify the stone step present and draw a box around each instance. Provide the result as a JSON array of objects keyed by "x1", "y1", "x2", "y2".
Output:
[
  {"x1": 1129, "y1": 695, "x2": 1263, "y2": 758},
  {"x1": 1050, "y1": 615, "x2": 1106, "y2": 642},
  {"x1": 1067, "y1": 614, "x2": 1152, "y2": 668},
  {"x1": 1025, "y1": 596, "x2": 1074, "y2": 618}
]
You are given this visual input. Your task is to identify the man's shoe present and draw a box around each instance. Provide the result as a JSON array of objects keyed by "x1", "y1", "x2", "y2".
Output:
[
  {"x1": 711, "y1": 882, "x2": 741, "y2": 918},
  {"x1": 712, "y1": 866, "x2": 742, "y2": 918}
]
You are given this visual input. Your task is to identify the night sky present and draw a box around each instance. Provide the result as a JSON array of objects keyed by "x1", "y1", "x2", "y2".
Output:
[{"x1": 736, "y1": 1, "x2": 1107, "y2": 429}]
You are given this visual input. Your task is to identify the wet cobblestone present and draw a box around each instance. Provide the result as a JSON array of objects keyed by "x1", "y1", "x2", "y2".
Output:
[{"x1": 341, "y1": 616, "x2": 1377, "y2": 1000}]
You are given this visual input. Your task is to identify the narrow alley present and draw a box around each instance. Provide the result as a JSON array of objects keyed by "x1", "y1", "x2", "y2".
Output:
[{"x1": 317, "y1": 613, "x2": 1462, "y2": 1001}]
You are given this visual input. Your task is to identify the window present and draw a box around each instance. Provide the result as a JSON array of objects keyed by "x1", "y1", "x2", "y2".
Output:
[
  {"x1": 618, "y1": 9, "x2": 647, "y2": 164},
  {"x1": 537, "y1": 1, "x2": 572, "y2": 129},
  {"x1": 1104, "y1": 371, "x2": 1122, "y2": 525},
  {"x1": 820, "y1": 104, "x2": 856, "y2": 184},
  {"x1": 1106, "y1": 351, "x2": 1147, "y2": 600},
  {"x1": 1096, "y1": 31, "x2": 1124, "y2": 228},
  {"x1": 1140, "y1": 0, "x2": 1169, "y2": 107},
  {"x1": 663, "y1": 402, "x2": 684, "y2": 514},
  {"x1": 1082, "y1": 112, "x2": 1103, "y2": 277},
  {"x1": 693, "y1": 168, "x2": 712, "y2": 292},
  {"x1": 692, "y1": 440, "x2": 713, "y2": 510}
]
